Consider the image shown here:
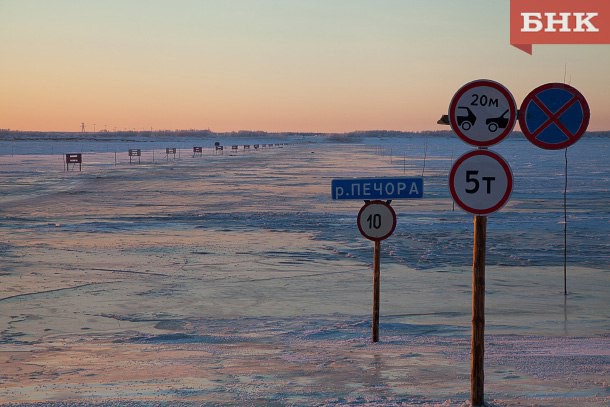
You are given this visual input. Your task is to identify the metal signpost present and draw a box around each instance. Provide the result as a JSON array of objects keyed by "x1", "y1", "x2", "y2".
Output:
[
  {"x1": 448, "y1": 79, "x2": 516, "y2": 407},
  {"x1": 332, "y1": 176, "x2": 423, "y2": 342},
  {"x1": 519, "y1": 83, "x2": 590, "y2": 297}
]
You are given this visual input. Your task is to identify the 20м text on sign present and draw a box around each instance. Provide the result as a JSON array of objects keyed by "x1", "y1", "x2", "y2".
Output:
[
  {"x1": 448, "y1": 79, "x2": 517, "y2": 147},
  {"x1": 331, "y1": 177, "x2": 423, "y2": 200}
]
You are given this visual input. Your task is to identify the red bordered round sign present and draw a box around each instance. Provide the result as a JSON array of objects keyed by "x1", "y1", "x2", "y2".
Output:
[
  {"x1": 357, "y1": 200, "x2": 397, "y2": 241},
  {"x1": 519, "y1": 83, "x2": 590, "y2": 150},
  {"x1": 449, "y1": 79, "x2": 517, "y2": 147},
  {"x1": 449, "y1": 149, "x2": 513, "y2": 215}
]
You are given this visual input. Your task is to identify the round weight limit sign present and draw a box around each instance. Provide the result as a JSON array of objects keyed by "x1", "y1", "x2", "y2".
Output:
[
  {"x1": 449, "y1": 150, "x2": 513, "y2": 215},
  {"x1": 357, "y1": 200, "x2": 397, "y2": 241}
]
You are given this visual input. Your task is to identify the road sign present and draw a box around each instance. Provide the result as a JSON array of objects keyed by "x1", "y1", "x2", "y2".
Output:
[
  {"x1": 519, "y1": 83, "x2": 590, "y2": 150},
  {"x1": 357, "y1": 200, "x2": 397, "y2": 241},
  {"x1": 331, "y1": 177, "x2": 423, "y2": 200},
  {"x1": 65, "y1": 153, "x2": 82, "y2": 172},
  {"x1": 449, "y1": 79, "x2": 517, "y2": 147},
  {"x1": 449, "y1": 150, "x2": 513, "y2": 215}
]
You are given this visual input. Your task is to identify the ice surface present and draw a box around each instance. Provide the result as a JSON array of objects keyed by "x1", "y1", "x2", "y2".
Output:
[{"x1": 0, "y1": 132, "x2": 608, "y2": 405}]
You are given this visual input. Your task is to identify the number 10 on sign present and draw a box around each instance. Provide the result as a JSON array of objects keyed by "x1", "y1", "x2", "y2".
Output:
[
  {"x1": 357, "y1": 201, "x2": 397, "y2": 241},
  {"x1": 357, "y1": 200, "x2": 397, "y2": 343}
]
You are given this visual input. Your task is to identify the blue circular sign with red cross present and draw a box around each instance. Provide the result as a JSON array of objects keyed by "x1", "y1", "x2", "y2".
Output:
[{"x1": 519, "y1": 83, "x2": 590, "y2": 150}]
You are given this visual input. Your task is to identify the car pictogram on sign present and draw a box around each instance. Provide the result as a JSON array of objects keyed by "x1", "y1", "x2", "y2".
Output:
[
  {"x1": 486, "y1": 109, "x2": 509, "y2": 133},
  {"x1": 457, "y1": 106, "x2": 477, "y2": 131},
  {"x1": 449, "y1": 79, "x2": 517, "y2": 147}
]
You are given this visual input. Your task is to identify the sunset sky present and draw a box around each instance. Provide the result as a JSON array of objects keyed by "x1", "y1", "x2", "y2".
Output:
[{"x1": 2, "y1": 0, "x2": 610, "y2": 133}]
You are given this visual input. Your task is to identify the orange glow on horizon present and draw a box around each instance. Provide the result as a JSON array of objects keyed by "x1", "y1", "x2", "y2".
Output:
[{"x1": 2, "y1": 1, "x2": 610, "y2": 133}]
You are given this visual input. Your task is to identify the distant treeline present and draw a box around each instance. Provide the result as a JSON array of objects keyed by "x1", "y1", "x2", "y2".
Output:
[{"x1": 1, "y1": 129, "x2": 609, "y2": 141}]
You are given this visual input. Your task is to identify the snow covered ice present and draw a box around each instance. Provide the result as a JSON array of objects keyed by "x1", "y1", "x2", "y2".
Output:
[{"x1": 0, "y1": 131, "x2": 608, "y2": 406}]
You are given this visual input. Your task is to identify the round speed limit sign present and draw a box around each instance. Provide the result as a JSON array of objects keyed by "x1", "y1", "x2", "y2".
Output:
[
  {"x1": 449, "y1": 150, "x2": 513, "y2": 215},
  {"x1": 357, "y1": 200, "x2": 397, "y2": 241}
]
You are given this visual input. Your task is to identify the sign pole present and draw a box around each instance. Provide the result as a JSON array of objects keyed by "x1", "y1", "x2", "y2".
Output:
[
  {"x1": 332, "y1": 182, "x2": 420, "y2": 343},
  {"x1": 372, "y1": 239, "x2": 381, "y2": 343},
  {"x1": 448, "y1": 79, "x2": 521, "y2": 407},
  {"x1": 471, "y1": 214, "x2": 487, "y2": 406},
  {"x1": 354, "y1": 199, "x2": 400, "y2": 343}
]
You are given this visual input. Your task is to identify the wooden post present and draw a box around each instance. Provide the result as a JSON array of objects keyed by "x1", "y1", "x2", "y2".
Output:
[
  {"x1": 372, "y1": 240, "x2": 381, "y2": 343},
  {"x1": 471, "y1": 215, "x2": 487, "y2": 406}
]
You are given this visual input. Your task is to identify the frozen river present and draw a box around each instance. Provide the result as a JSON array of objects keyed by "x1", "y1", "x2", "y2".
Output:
[{"x1": 0, "y1": 132, "x2": 608, "y2": 406}]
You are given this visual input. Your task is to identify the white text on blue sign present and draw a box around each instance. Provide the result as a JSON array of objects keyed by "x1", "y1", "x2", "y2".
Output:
[{"x1": 331, "y1": 177, "x2": 424, "y2": 200}]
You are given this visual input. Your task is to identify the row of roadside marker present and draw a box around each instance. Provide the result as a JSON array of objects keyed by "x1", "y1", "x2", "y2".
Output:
[{"x1": 64, "y1": 143, "x2": 289, "y2": 170}]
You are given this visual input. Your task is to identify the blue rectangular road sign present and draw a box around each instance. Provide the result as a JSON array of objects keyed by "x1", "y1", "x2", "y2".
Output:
[{"x1": 331, "y1": 177, "x2": 423, "y2": 200}]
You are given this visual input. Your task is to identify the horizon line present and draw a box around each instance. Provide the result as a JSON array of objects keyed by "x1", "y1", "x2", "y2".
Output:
[{"x1": 2, "y1": 128, "x2": 609, "y2": 135}]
